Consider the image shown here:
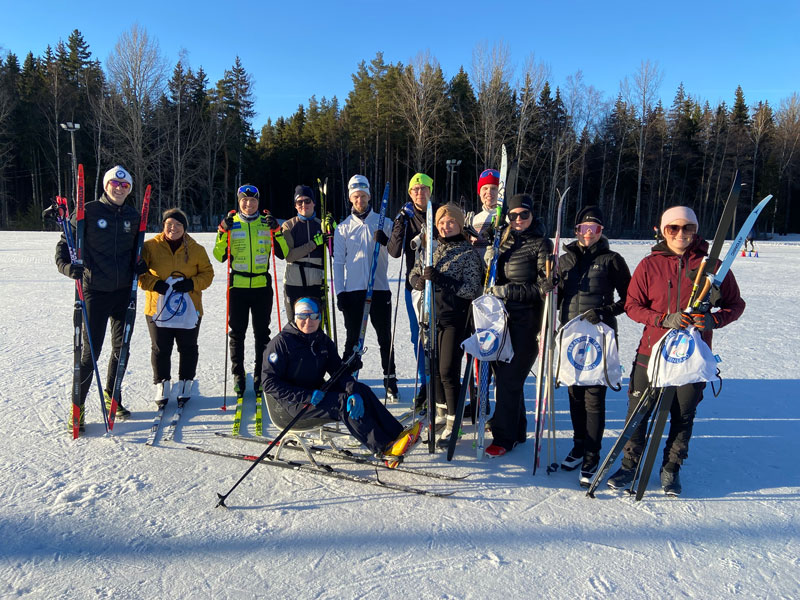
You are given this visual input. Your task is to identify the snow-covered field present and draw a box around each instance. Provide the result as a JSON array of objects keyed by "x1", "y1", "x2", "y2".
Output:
[{"x1": 1, "y1": 231, "x2": 798, "y2": 599}]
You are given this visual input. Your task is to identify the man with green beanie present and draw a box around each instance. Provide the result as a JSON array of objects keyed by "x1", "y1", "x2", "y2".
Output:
[{"x1": 387, "y1": 172, "x2": 438, "y2": 410}]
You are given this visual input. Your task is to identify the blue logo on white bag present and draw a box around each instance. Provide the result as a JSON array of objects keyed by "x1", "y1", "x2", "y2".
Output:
[
  {"x1": 476, "y1": 328, "x2": 500, "y2": 358},
  {"x1": 567, "y1": 336, "x2": 602, "y2": 371},
  {"x1": 166, "y1": 293, "x2": 188, "y2": 316},
  {"x1": 661, "y1": 330, "x2": 695, "y2": 364}
]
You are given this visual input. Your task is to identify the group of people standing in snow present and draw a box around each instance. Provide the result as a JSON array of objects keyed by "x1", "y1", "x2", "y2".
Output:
[{"x1": 56, "y1": 162, "x2": 746, "y2": 494}]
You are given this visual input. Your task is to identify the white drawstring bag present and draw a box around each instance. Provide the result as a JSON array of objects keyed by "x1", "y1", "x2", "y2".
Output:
[
  {"x1": 647, "y1": 327, "x2": 719, "y2": 387},
  {"x1": 555, "y1": 315, "x2": 622, "y2": 389},
  {"x1": 153, "y1": 276, "x2": 199, "y2": 329},
  {"x1": 461, "y1": 294, "x2": 514, "y2": 363}
]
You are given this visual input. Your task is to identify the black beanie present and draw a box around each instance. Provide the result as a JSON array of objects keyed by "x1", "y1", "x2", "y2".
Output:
[
  {"x1": 162, "y1": 207, "x2": 189, "y2": 230},
  {"x1": 576, "y1": 205, "x2": 604, "y2": 226},
  {"x1": 507, "y1": 193, "x2": 533, "y2": 211},
  {"x1": 294, "y1": 185, "x2": 316, "y2": 203}
]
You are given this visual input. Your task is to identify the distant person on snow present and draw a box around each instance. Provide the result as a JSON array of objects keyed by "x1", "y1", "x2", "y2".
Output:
[
  {"x1": 55, "y1": 165, "x2": 146, "y2": 426},
  {"x1": 261, "y1": 297, "x2": 421, "y2": 467},
  {"x1": 607, "y1": 206, "x2": 745, "y2": 496}
]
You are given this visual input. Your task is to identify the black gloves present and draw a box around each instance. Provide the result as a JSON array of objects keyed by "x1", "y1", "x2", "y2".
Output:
[
  {"x1": 373, "y1": 229, "x2": 389, "y2": 246},
  {"x1": 153, "y1": 280, "x2": 170, "y2": 295},
  {"x1": 583, "y1": 307, "x2": 611, "y2": 325},
  {"x1": 262, "y1": 213, "x2": 278, "y2": 230},
  {"x1": 539, "y1": 278, "x2": 556, "y2": 296},
  {"x1": 134, "y1": 259, "x2": 149, "y2": 275},
  {"x1": 67, "y1": 263, "x2": 84, "y2": 280},
  {"x1": 218, "y1": 211, "x2": 236, "y2": 232},
  {"x1": 172, "y1": 278, "x2": 194, "y2": 293}
]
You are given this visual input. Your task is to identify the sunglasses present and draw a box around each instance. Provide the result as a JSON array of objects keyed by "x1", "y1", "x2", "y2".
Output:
[
  {"x1": 294, "y1": 197, "x2": 314, "y2": 205},
  {"x1": 575, "y1": 224, "x2": 602, "y2": 235},
  {"x1": 508, "y1": 210, "x2": 531, "y2": 221},
  {"x1": 108, "y1": 180, "x2": 131, "y2": 189},
  {"x1": 238, "y1": 185, "x2": 260, "y2": 198},
  {"x1": 480, "y1": 169, "x2": 500, "y2": 179},
  {"x1": 296, "y1": 313, "x2": 320, "y2": 321},
  {"x1": 663, "y1": 223, "x2": 697, "y2": 235}
]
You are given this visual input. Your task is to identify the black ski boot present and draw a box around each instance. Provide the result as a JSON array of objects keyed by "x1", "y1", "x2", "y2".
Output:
[
  {"x1": 607, "y1": 461, "x2": 637, "y2": 490},
  {"x1": 660, "y1": 463, "x2": 682, "y2": 496},
  {"x1": 579, "y1": 452, "x2": 599, "y2": 488},
  {"x1": 561, "y1": 442, "x2": 585, "y2": 471}
]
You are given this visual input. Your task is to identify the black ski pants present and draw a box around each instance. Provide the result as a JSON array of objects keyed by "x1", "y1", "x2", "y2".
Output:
[
  {"x1": 228, "y1": 286, "x2": 272, "y2": 387},
  {"x1": 622, "y1": 353, "x2": 704, "y2": 469},
  {"x1": 491, "y1": 306, "x2": 540, "y2": 450},
  {"x1": 79, "y1": 287, "x2": 131, "y2": 404},
  {"x1": 277, "y1": 381, "x2": 403, "y2": 455},
  {"x1": 567, "y1": 385, "x2": 607, "y2": 455},
  {"x1": 338, "y1": 289, "x2": 395, "y2": 378},
  {"x1": 146, "y1": 316, "x2": 201, "y2": 383}
]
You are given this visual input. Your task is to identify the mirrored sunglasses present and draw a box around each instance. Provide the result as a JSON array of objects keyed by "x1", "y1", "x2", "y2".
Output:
[
  {"x1": 296, "y1": 312, "x2": 320, "y2": 321},
  {"x1": 238, "y1": 184, "x2": 259, "y2": 198},
  {"x1": 108, "y1": 180, "x2": 131, "y2": 189},
  {"x1": 294, "y1": 197, "x2": 314, "y2": 205}
]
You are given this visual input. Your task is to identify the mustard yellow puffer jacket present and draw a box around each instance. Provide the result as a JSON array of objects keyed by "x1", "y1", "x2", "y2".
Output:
[{"x1": 139, "y1": 233, "x2": 215, "y2": 316}]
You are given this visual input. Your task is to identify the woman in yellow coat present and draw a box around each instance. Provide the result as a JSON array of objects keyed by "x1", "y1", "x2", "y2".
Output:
[{"x1": 139, "y1": 208, "x2": 214, "y2": 402}]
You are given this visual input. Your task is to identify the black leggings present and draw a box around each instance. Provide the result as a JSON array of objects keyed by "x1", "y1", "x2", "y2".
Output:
[
  {"x1": 567, "y1": 385, "x2": 607, "y2": 454},
  {"x1": 436, "y1": 322, "x2": 467, "y2": 417},
  {"x1": 228, "y1": 286, "x2": 272, "y2": 383},
  {"x1": 339, "y1": 289, "x2": 395, "y2": 377}
]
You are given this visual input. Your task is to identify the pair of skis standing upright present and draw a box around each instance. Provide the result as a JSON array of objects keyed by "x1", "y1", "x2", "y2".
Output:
[{"x1": 55, "y1": 164, "x2": 154, "y2": 439}]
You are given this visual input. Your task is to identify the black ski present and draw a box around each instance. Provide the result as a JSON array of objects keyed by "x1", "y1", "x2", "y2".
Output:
[
  {"x1": 187, "y1": 446, "x2": 455, "y2": 498},
  {"x1": 145, "y1": 400, "x2": 168, "y2": 446},
  {"x1": 446, "y1": 355, "x2": 474, "y2": 461},
  {"x1": 214, "y1": 432, "x2": 468, "y2": 481},
  {"x1": 630, "y1": 387, "x2": 676, "y2": 500}
]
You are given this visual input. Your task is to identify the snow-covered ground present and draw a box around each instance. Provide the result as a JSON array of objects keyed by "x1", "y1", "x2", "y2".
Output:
[{"x1": 1, "y1": 231, "x2": 798, "y2": 599}]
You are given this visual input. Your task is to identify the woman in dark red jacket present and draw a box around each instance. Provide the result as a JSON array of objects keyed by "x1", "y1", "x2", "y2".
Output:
[{"x1": 607, "y1": 206, "x2": 745, "y2": 496}]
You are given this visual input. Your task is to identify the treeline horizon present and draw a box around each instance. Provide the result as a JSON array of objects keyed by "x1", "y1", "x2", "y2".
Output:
[{"x1": 1, "y1": 27, "x2": 798, "y2": 236}]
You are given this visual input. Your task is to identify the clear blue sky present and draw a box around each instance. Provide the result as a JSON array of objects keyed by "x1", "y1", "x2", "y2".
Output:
[{"x1": 2, "y1": 0, "x2": 798, "y2": 129}]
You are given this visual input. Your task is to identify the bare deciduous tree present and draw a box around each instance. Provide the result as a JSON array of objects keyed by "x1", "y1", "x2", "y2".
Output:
[
  {"x1": 104, "y1": 24, "x2": 166, "y2": 205},
  {"x1": 394, "y1": 52, "x2": 448, "y2": 172},
  {"x1": 468, "y1": 41, "x2": 513, "y2": 168}
]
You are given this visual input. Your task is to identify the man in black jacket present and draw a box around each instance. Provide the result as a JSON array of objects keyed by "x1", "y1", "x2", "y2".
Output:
[{"x1": 56, "y1": 165, "x2": 144, "y2": 423}]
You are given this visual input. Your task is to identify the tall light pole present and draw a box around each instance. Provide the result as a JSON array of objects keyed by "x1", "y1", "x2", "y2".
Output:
[
  {"x1": 60, "y1": 122, "x2": 80, "y2": 204},
  {"x1": 445, "y1": 159, "x2": 461, "y2": 206}
]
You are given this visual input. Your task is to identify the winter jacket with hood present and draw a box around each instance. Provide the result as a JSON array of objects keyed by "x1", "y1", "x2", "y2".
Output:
[{"x1": 625, "y1": 237, "x2": 746, "y2": 357}]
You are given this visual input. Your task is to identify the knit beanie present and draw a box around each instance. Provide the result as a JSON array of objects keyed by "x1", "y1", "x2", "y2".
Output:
[
  {"x1": 347, "y1": 175, "x2": 371, "y2": 198},
  {"x1": 660, "y1": 206, "x2": 698, "y2": 233},
  {"x1": 434, "y1": 203, "x2": 466, "y2": 231},
  {"x1": 576, "y1": 205, "x2": 604, "y2": 227},
  {"x1": 294, "y1": 185, "x2": 315, "y2": 203},
  {"x1": 477, "y1": 169, "x2": 500, "y2": 194},
  {"x1": 103, "y1": 166, "x2": 132, "y2": 188},
  {"x1": 162, "y1": 207, "x2": 189, "y2": 230},
  {"x1": 506, "y1": 193, "x2": 533, "y2": 212},
  {"x1": 408, "y1": 173, "x2": 434, "y2": 193}
]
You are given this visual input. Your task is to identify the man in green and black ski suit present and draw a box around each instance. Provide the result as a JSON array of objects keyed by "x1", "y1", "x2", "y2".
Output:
[{"x1": 214, "y1": 184, "x2": 283, "y2": 395}]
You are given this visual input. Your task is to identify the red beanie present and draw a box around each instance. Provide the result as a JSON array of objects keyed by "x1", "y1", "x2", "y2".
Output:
[{"x1": 477, "y1": 169, "x2": 500, "y2": 195}]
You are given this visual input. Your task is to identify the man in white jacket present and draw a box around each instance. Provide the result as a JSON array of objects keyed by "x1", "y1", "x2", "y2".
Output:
[{"x1": 333, "y1": 175, "x2": 398, "y2": 400}]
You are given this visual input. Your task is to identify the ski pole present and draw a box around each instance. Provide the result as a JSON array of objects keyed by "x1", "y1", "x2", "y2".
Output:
[
  {"x1": 385, "y1": 221, "x2": 408, "y2": 404},
  {"x1": 216, "y1": 350, "x2": 357, "y2": 508},
  {"x1": 55, "y1": 201, "x2": 109, "y2": 431},
  {"x1": 270, "y1": 228, "x2": 282, "y2": 330},
  {"x1": 222, "y1": 230, "x2": 231, "y2": 411}
]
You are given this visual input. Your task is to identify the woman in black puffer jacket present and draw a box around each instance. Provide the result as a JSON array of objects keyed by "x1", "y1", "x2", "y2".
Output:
[
  {"x1": 484, "y1": 194, "x2": 552, "y2": 457},
  {"x1": 555, "y1": 206, "x2": 631, "y2": 485},
  {"x1": 410, "y1": 203, "x2": 484, "y2": 448}
]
